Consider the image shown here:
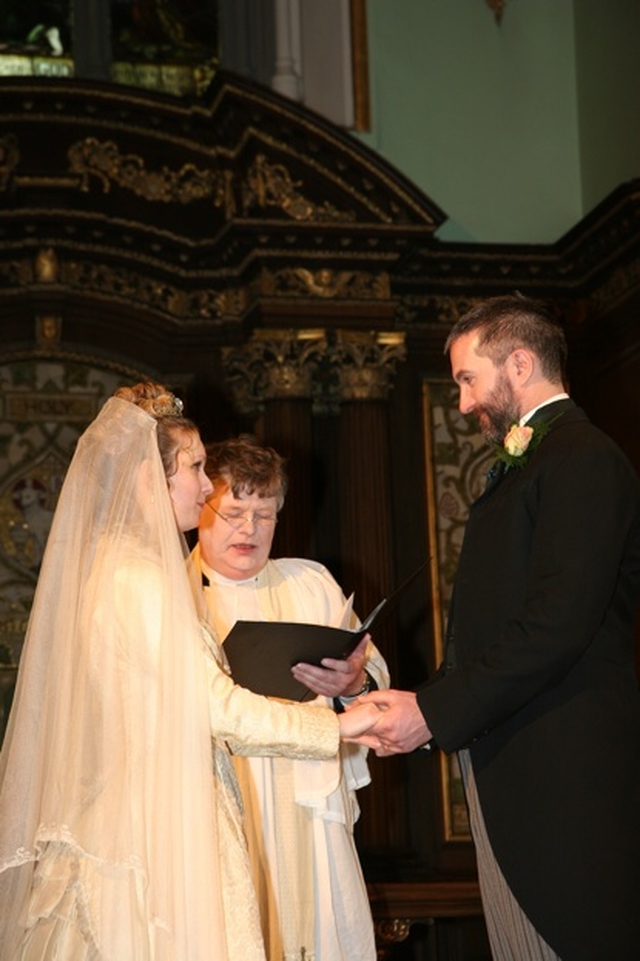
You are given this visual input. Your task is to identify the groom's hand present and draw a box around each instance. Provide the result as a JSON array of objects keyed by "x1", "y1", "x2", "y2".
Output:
[{"x1": 345, "y1": 689, "x2": 432, "y2": 756}]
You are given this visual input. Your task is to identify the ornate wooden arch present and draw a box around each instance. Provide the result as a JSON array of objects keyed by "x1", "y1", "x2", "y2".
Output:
[{"x1": 0, "y1": 71, "x2": 445, "y2": 372}]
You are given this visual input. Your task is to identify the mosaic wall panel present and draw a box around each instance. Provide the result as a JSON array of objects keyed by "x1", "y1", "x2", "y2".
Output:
[
  {"x1": 423, "y1": 379, "x2": 494, "y2": 841},
  {"x1": 0, "y1": 361, "x2": 123, "y2": 742}
]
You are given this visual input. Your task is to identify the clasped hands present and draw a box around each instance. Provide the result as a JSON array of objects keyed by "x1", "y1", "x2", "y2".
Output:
[
  {"x1": 339, "y1": 689, "x2": 432, "y2": 756},
  {"x1": 291, "y1": 636, "x2": 432, "y2": 756}
]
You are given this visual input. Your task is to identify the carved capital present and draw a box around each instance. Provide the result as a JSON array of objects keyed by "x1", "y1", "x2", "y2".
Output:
[
  {"x1": 222, "y1": 329, "x2": 327, "y2": 416},
  {"x1": 222, "y1": 328, "x2": 406, "y2": 416},
  {"x1": 330, "y1": 330, "x2": 406, "y2": 402}
]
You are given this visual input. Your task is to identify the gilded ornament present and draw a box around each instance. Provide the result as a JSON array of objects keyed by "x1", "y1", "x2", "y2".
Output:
[
  {"x1": 243, "y1": 154, "x2": 355, "y2": 224},
  {"x1": 68, "y1": 138, "x2": 235, "y2": 216},
  {"x1": 331, "y1": 330, "x2": 406, "y2": 402},
  {"x1": 222, "y1": 330, "x2": 327, "y2": 416},
  {"x1": 374, "y1": 918, "x2": 412, "y2": 943},
  {"x1": 35, "y1": 248, "x2": 59, "y2": 284},
  {"x1": 35, "y1": 315, "x2": 62, "y2": 351},
  {"x1": 260, "y1": 267, "x2": 389, "y2": 300}
]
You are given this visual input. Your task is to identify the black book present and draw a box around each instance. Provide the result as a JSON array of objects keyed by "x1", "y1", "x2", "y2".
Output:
[{"x1": 222, "y1": 560, "x2": 427, "y2": 701}]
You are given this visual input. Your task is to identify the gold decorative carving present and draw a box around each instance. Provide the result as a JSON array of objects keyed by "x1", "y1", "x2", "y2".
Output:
[
  {"x1": 0, "y1": 252, "x2": 245, "y2": 322},
  {"x1": 243, "y1": 154, "x2": 356, "y2": 223},
  {"x1": 397, "y1": 294, "x2": 482, "y2": 327},
  {"x1": 222, "y1": 329, "x2": 327, "y2": 416},
  {"x1": 0, "y1": 258, "x2": 35, "y2": 288},
  {"x1": 185, "y1": 286, "x2": 246, "y2": 321},
  {"x1": 260, "y1": 267, "x2": 390, "y2": 300},
  {"x1": 0, "y1": 134, "x2": 19, "y2": 190},
  {"x1": 35, "y1": 316, "x2": 62, "y2": 352},
  {"x1": 68, "y1": 138, "x2": 236, "y2": 217},
  {"x1": 222, "y1": 328, "x2": 406, "y2": 417},
  {"x1": 35, "y1": 248, "x2": 60, "y2": 284},
  {"x1": 67, "y1": 140, "x2": 355, "y2": 224},
  {"x1": 13, "y1": 176, "x2": 79, "y2": 190},
  {"x1": 64, "y1": 259, "x2": 183, "y2": 315},
  {"x1": 374, "y1": 918, "x2": 412, "y2": 944},
  {"x1": 331, "y1": 330, "x2": 406, "y2": 402}
]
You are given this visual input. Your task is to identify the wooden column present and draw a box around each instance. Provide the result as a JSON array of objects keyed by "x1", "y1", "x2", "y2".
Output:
[
  {"x1": 221, "y1": 329, "x2": 325, "y2": 557},
  {"x1": 338, "y1": 396, "x2": 395, "y2": 662},
  {"x1": 262, "y1": 396, "x2": 315, "y2": 557},
  {"x1": 332, "y1": 330, "x2": 408, "y2": 854}
]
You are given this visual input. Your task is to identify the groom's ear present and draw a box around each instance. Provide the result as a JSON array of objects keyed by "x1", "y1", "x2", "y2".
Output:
[{"x1": 508, "y1": 347, "x2": 535, "y2": 385}]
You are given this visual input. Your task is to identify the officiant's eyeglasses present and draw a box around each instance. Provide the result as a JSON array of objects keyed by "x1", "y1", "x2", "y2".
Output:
[{"x1": 210, "y1": 505, "x2": 278, "y2": 529}]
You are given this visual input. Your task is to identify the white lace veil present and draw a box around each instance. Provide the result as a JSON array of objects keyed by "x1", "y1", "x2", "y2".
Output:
[{"x1": 0, "y1": 397, "x2": 227, "y2": 959}]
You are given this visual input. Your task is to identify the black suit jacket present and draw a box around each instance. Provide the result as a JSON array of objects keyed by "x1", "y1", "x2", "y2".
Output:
[{"x1": 418, "y1": 400, "x2": 640, "y2": 960}]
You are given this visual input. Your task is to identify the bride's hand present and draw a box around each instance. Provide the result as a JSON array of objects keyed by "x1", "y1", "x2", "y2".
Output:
[{"x1": 337, "y1": 701, "x2": 381, "y2": 740}]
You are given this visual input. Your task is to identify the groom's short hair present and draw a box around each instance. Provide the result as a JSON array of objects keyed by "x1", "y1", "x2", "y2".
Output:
[{"x1": 444, "y1": 294, "x2": 568, "y2": 385}]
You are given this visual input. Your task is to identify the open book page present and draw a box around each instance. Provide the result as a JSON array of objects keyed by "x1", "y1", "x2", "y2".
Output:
[
  {"x1": 335, "y1": 592, "x2": 384, "y2": 631},
  {"x1": 335, "y1": 592, "x2": 355, "y2": 629}
]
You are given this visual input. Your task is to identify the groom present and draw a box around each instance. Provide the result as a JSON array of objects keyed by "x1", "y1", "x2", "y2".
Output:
[{"x1": 354, "y1": 295, "x2": 640, "y2": 961}]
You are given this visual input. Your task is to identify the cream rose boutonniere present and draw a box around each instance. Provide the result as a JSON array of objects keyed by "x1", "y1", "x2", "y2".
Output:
[
  {"x1": 503, "y1": 424, "x2": 534, "y2": 457},
  {"x1": 494, "y1": 419, "x2": 554, "y2": 471}
]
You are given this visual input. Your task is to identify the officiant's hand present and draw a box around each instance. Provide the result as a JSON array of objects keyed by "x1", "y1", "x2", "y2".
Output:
[{"x1": 291, "y1": 635, "x2": 370, "y2": 698}]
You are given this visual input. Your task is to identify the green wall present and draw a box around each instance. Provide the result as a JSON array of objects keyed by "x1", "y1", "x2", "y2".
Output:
[
  {"x1": 355, "y1": 0, "x2": 585, "y2": 244},
  {"x1": 574, "y1": 0, "x2": 640, "y2": 215}
]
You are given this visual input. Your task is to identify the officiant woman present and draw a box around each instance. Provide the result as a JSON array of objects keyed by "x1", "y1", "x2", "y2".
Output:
[{"x1": 193, "y1": 435, "x2": 389, "y2": 961}]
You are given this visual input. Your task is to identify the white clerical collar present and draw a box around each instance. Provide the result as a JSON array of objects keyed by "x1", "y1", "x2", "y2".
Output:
[
  {"x1": 201, "y1": 559, "x2": 259, "y2": 587},
  {"x1": 520, "y1": 393, "x2": 569, "y2": 426}
]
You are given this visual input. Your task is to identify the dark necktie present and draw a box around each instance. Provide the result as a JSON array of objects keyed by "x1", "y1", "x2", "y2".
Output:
[{"x1": 484, "y1": 458, "x2": 505, "y2": 489}]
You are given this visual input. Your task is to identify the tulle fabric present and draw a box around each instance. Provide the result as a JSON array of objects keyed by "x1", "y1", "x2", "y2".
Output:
[{"x1": 0, "y1": 398, "x2": 227, "y2": 960}]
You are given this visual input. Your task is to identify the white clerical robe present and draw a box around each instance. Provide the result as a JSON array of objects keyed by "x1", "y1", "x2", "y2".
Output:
[{"x1": 192, "y1": 550, "x2": 389, "y2": 961}]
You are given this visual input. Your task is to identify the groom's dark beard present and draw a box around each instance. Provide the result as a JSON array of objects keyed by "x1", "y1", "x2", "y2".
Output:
[{"x1": 474, "y1": 371, "x2": 520, "y2": 446}]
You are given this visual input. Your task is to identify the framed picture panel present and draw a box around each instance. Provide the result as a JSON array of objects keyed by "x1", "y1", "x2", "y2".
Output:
[
  {"x1": 422, "y1": 378, "x2": 494, "y2": 841},
  {"x1": 0, "y1": 360, "x2": 126, "y2": 745}
]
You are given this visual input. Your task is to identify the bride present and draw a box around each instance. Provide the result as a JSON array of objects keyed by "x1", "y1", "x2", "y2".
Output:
[{"x1": 0, "y1": 383, "x2": 378, "y2": 961}]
